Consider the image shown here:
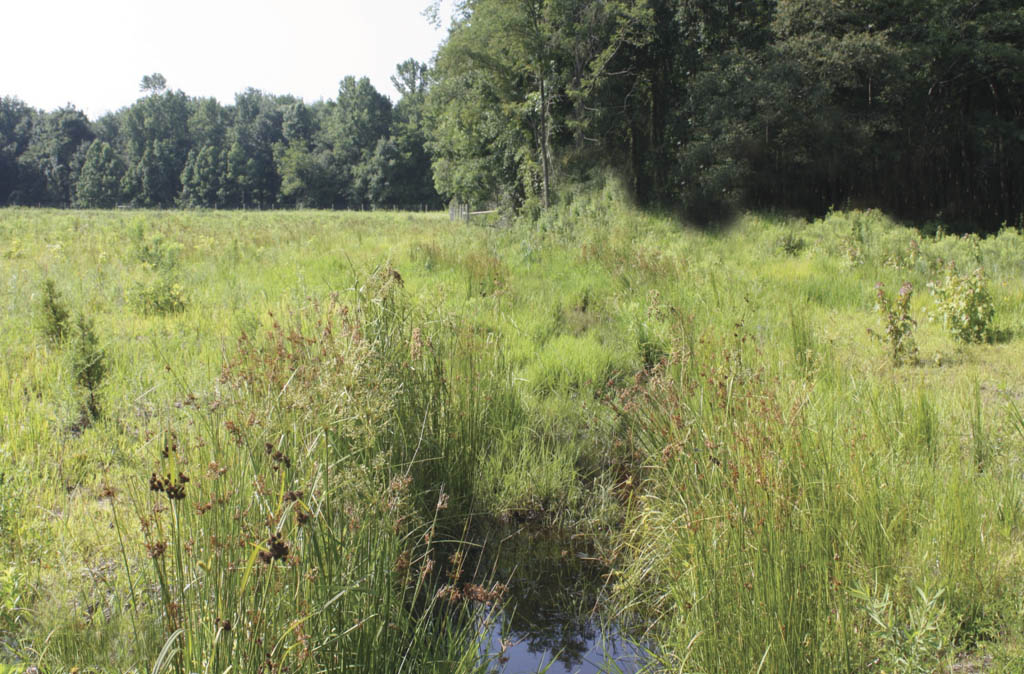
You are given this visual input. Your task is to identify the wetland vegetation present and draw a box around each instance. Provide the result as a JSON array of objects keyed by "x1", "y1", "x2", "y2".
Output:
[
  {"x1": 3, "y1": 188, "x2": 1024, "y2": 672},
  {"x1": 3, "y1": 0, "x2": 1023, "y2": 671}
]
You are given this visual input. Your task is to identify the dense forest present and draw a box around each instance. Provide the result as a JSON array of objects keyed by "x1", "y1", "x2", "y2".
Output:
[
  {"x1": 2, "y1": 0, "x2": 1022, "y2": 230},
  {"x1": 428, "y1": 0, "x2": 1024, "y2": 231},
  {"x1": 0, "y1": 64, "x2": 439, "y2": 211}
]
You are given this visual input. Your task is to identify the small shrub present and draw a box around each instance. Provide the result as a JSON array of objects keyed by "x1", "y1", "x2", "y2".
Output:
[
  {"x1": 929, "y1": 266, "x2": 994, "y2": 343},
  {"x1": 71, "y1": 313, "x2": 106, "y2": 419},
  {"x1": 776, "y1": 231, "x2": 806, "y2": 256},
  {"x1": 633, "y1": 318, "x2": 667, "y2": 371},
  {"x1": 869, "y1": 282, "x2": 918, "y2": 366},
  {"x1": 38, "y1": 279, "x2": 71, "y2": 343},
  {"x1": 963, "y1": 233, "x2": 983, "y2": 265},
  {"x1": 844, "y1": 242, "x2": 864, "y2": 267},
  {"x1": 884, "y1": 237, "x2": 922, "y2": 270},
  {"x1": 633, "y1": 289, "x2": 670, "y2": 370},
  {"x1": 131, "y1": 225, "x2": 182, "y2": 270},
  {"x1": 128, "y1": 276, "x2": 189, "y2": 315},
  {"x1": 817, "y1": 209, "x2": 889, "y2": 266},
  {"x1": 851, "y1": 582, "x2": 949, "y2": 674}
]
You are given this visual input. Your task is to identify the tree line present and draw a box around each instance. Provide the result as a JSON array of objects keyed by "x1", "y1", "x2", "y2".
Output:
[
  {"x1": 0, "y1": 61, "x2": 439, "y2": 211},
  {"x1": 427, "y1": 0, "x2": 1024, "y2": 231},
  {"x1": 2, "y1": 1, "x2": 1022, "y2": 231}
]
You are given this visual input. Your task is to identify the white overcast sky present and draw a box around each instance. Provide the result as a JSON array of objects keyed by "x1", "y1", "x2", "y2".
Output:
[{"x1": 1, "y1": 0, "x2": 454, "y2": 119}]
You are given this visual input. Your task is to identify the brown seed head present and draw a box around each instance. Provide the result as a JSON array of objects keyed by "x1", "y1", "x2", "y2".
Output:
[
  {"x1": 258, "y1": 533, "x2": 289, "y2": 564},
  {"x1": 146, "y1": 541, "x2": 167, "y2": 559}
]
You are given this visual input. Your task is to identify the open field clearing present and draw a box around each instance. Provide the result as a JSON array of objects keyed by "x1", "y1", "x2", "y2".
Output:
[{"x1": 2, "y1": 191, "x2": 1024, "y2": 672}]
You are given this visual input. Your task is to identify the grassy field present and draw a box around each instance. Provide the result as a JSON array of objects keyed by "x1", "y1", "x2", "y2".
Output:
[{"x1": 2, "y1": 185, "x2": 1024, "y2": 672}]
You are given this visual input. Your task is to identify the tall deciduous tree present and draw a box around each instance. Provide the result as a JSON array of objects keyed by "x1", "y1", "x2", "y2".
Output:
[
  {"x1": 18, "y1": 106, "x2": 94, "y2": 206},
  {"x1": 140, "y1": 73, "x2": 168, "y2": 95},
  {"x1": 180, "y1": 145, "x2": 228, "y2": 208},
  {"x1": 428, "y1": 0, "x2": 542, "y2": 210},
  {"x1": 428, "y1": 0, "x2": 654, "y2": 211},
  {"x1": 120, "y1": 85, "x2": 190, "y2": 207},
  {"x1": 330, "y1": 76, "x2": 392, "y2": 208},
  {"x1": 74, "y1": 140, "x2": 126, "y2": 207},
  {"x1": 224, "y1": 88, "x2": 284, "y2": 209},
  {"x1": 380, "y1": 60, "x2": 442, "y2": 209},
  {"x1": 0, "y1": 97, "x2": 36, "y2": 205}
]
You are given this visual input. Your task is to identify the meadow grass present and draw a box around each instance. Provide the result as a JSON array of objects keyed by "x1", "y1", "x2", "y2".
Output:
[{"x1": 1, "y1": 194, "x2": 1023, "y2": 672}]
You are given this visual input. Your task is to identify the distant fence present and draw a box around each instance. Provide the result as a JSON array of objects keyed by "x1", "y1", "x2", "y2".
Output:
[{"x1": 449, "y1": 201, "x2": 498, "y2": 223}]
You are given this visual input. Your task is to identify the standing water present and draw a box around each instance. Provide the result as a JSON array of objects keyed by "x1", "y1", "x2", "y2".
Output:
[{"x1": 469, "y1": 524, "x2": 648, "y2": 673}]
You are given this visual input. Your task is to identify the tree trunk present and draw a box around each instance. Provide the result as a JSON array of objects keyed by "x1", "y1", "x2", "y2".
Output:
[{"x1": 539, "y1": 71, "x2": 551, "y2": 209}]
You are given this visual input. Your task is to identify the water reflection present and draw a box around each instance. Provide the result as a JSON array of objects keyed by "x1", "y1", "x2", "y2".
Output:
[
  {"x1": 470, "y1": 524, "x2": 647, "y2": 674},
  {"x1": 481, "y1": 611, "x2": 646, "y2": 674}
]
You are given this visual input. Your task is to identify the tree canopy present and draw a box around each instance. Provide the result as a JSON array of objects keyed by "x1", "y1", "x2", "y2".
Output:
[
  {"x1": 427, "y1": 0, "x2": 1024, "y2": 230},
  {"x1": 0, "y1": 69, "x2": 443, "y2": 212},
  {"x1": 2, "y1": 4, "x2": 1022, "y2": 231}
]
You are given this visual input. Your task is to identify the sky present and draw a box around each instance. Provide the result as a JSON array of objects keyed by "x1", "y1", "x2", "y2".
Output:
[{"x1": 1, "y1": 0, "x2": 455, "y2": 119}]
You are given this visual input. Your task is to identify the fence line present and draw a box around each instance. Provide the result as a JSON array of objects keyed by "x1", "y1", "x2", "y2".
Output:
[{"x1": 449, "y1": 202, "x2": 498, "y2": 223}]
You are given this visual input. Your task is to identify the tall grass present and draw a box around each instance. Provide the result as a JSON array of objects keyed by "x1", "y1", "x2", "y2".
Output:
[
  {"x1": 116, "y1": 271, "x2": 500, "y2": 673},
  {"x1": 2, "y1": 200, "x2": 1024, "y2": 671},
  {"x1": 611, "y1": 331, "x2": 1024, "y2": 672}
]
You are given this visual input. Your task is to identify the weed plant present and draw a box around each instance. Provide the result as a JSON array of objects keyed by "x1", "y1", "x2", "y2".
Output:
[
  {"x1": 929, "y1": 266, "x2": 996, "y2": 343},
  {"x1": 870, "y1": 281, "x2": 919, "y2": 365},
  {"x1": 127, "y1": 277, "x2": 188, "y2": 316}
]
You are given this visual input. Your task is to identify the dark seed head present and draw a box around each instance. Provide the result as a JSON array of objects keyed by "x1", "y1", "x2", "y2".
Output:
[{"x1": 259, "y1": 533, "x2": 289, "y2": 564}]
